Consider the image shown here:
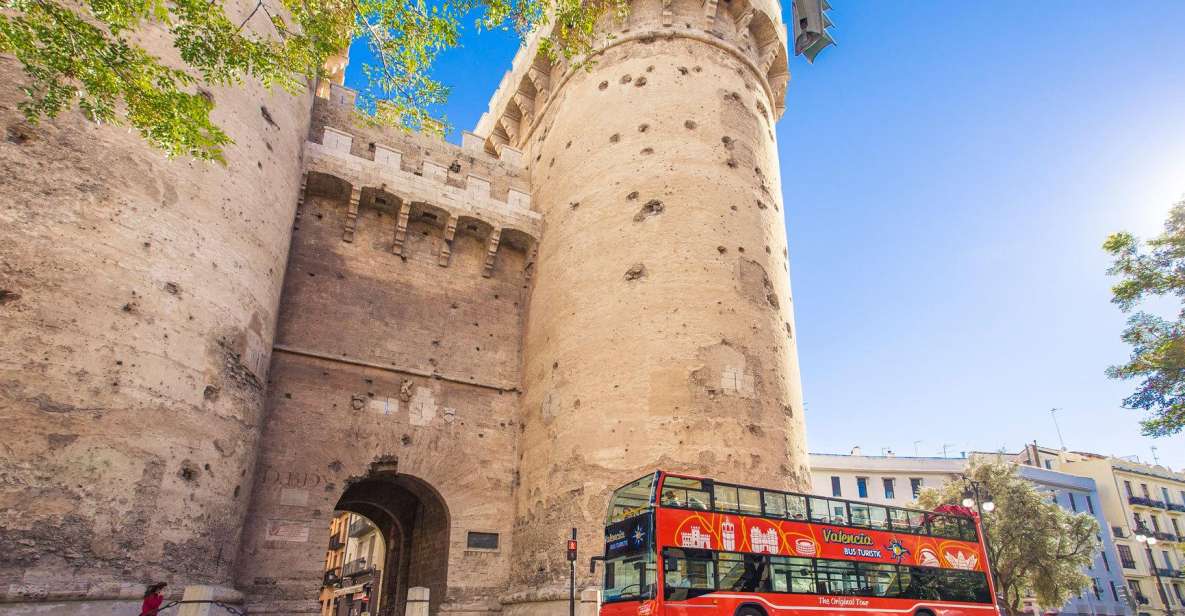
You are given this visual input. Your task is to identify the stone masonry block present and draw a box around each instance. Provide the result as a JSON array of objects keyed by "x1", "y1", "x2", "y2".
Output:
[
  {"x1": 375, "y1": 144, "x2": 403, "y2": 170},
  {"x1": 422, "y1": 160, "x2": 448, "y2": 183},
  {"x1": 467, "y1": 175, "x2": 492, "y2": 199},
  {"x1": 323, "y1": 127, "x2": 353, "y2": 153}
]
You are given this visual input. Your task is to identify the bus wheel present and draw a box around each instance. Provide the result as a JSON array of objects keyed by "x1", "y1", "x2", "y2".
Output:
[{"x1": 736, "y1": 605, "x2": 766, "y2": 616}]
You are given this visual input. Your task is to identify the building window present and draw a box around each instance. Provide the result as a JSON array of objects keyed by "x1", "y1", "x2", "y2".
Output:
[
  {"x1": 1180, "y1": 489, "x2": 1185, "y2": 505},
  {"x1": 1173, "y1": 518, "x2": 1181, "y2": 537},
  {"x1": 856, "y1": 477, "x2": 868, "y2": 498},
  {"x1": 1152, "y1": 516, "x2": 1161, "y2": 532},
  {"x1": 1044, "y1": 459, "x2": 1052, "y2": 469},
  {"x1": 1163, "y1": 550, "x2": 1174, "y2": 570},
  {"x1": 1092, "y1": 578, "x2": 1102, "y2": 600},
  {"x1": 1174, "y1": 583, "x2": 1184, "y2": 605},
  {"x1": 1163, "y1": 487, "x2": 1172, "y2": 504},
  {"x1": 1141, "y1": 483, "x2": 1150, "y2": 498},
  {"x1": 910, "y1": 478, "x2": 923, "y2": 498},
  {"x1": 831, "y1": 476, "x2": 841, "y2": 497},
  {"x1": 1101, "y1": 550, "x2": 1110, "y2": 571},
  {"x1": 1118, "y1": 544, "x2": 1137, "y2": 569},
  {"x1": 1068, "y1": 493, "x2": 1077, "y2": 512},
  {"x1": 883, "y1": 478, "x2": 895, "y2": 499},
  {"x1": 1124, "y1": 481, "x2": 1133, "y2": 498},
  {"x1": 466, "y1": 531, "x2": 499, "y2": 550},
  {"x1": 1086, "y1": 494, "x2": 1095, "y2": 514},
  {"x1": 1111, "y1": 580, "x2": 1120, "y2": 602}
]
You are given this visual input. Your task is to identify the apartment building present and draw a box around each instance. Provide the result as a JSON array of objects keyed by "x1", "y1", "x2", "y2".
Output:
[
  {"x1": 321, "y1": 512, "x2": 351, "y2": 616},
  {"x1": 810, "y1": 449, "x2": 1131, "y2": 616},
  {"x1": 809, "y1": 450, "x2": 967, "y2": 505},
  {"x1": 319, "y1": 512, "x2": 387, "y2": 616},
  {"x1": 982, "y1": 449, "x2": 1129, "y2": 616},
  {"x1": 1018, "y1": 445, "x2": 1185, "y2": 616}
]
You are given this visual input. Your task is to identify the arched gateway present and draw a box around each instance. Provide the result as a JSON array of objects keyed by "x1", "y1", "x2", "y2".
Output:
[{"x1": 333, "y1": 472, "x2": 451, "y2": 616}]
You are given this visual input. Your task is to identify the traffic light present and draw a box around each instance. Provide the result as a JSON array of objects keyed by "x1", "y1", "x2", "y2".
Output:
[
  {"x1": 566, "y1": 538, "x2": 578, "y2": 562},
  {"x1": 791, "y1": 0, "x2": 835, "y2": 63}
]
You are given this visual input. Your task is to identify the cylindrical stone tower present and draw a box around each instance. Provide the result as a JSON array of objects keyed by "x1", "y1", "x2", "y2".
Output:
[
  {"x1": 479, "y1": 0, "x2": 809, "y2": 609},
  {"x1": 0, "y1": 5, "x2": 311, "y2": 611}
]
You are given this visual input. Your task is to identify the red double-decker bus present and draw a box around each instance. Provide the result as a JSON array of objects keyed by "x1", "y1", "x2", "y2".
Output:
[{"x1": 599, "y1": 471, "x2": 997, "y2": 616}]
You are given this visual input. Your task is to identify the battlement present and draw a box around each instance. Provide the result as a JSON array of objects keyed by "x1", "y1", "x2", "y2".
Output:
[
  {"x1": 300, "y1": 86, "x2": 542, "y2": 277},
  {"x1": 475, "y1": 0, "x2": 789, "y2": 154}
]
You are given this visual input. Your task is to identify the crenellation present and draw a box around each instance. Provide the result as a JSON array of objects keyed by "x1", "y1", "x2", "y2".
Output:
[{"x1": 375, "y1": 142, "x2": 403, "y2": 169}]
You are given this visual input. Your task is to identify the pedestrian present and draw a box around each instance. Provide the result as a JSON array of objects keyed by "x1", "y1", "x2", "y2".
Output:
[{"x1": 140, "y1": 582, "x2": 167, "y2": 616}]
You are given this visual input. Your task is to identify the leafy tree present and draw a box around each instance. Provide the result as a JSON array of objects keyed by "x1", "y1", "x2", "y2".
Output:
[
  {"x1": 1104, "y1": 198, "x2": 1185, "y2": 437},
  {"x1": 0, "y1": 0, "x2": 624, "y2": 161},
  {"x1": 916, "y1": 461, "x2": 1099, "y2": 616}
]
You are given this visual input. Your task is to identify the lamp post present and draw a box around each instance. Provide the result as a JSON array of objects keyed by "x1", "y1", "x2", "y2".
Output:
[
  {"x1": 961, "y1": 476, "x2": 1000, "y2": 598},
  {"x1": 1134, "y1": 520, "x2": 1174, "y2": 616}
]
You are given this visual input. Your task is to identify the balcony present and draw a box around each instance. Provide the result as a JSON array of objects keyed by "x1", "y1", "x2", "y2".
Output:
[
  {"x1": 1128, "y1": 496, "x2": 1166, "y2": 508},
  {"x1": 1135, "y1": 594, "x2": 1150, "y2": 605},
  {"x1": 1153, "y1": 531, "x2": 1177, "y2": 542},
  {"x1": 1155, "y1": 567, "x2": 1179, "y2": 577},
  {"x1": 328, "y1": 535, "x2": 345, "y2": 550},
  {"x1": 1168, "y1": 502, "x2": 1185, "y2": 513},
  {"x1": 323, "y1": 569, "x2": 341, "y2": 587},
  {"x1": 348, "y1": 517, "x2": 372, "y2": 538},
  {"x1": 342, "y1": 558, "x2": 375, "y2": 578},
  {"x1": 1113, "y1": 526, "x2": 1128, "y2": 538}
]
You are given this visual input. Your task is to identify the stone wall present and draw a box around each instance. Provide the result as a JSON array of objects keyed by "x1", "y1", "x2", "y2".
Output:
[
  {"x1": 0, "y1": 2, "x2": 313, "y2": 608},
  {"x1": 235, "y1": 103, "x2": 535, "y2": 616}
]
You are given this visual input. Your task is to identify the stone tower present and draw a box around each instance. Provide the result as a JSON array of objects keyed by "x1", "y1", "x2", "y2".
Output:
[
  {"x1": 476, "y1": 0, "x2": 809, "y2": 609},
  {"x1": 0, "y1": 2, "x2": 312, "y2": 611}
]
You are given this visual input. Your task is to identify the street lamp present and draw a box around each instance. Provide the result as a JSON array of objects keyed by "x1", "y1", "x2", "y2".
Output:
[
  {"x1": 1134, "y1": 519, "x2": 1174, "y2": 616},
  {"x1": 961, "y1": 475, "x2": 1000, "y2": 600}
]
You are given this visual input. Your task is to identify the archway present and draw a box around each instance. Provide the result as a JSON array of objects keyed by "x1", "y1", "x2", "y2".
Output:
[{"x1": 318, "y1": 468, "x2": 451, "y2": 616}]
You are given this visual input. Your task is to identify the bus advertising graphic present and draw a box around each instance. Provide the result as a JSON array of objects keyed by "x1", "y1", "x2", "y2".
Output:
[
  {"x1": 658, "y1": 508, "x2": 986, "y2": 571},
  {"x1": 599, "y1": 471, "x2": 1000, "y2": 616}
]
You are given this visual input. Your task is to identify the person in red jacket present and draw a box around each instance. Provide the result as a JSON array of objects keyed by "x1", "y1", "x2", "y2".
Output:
[{"x1": 140, "y1": 582, "x2": 167, "y2": 616}]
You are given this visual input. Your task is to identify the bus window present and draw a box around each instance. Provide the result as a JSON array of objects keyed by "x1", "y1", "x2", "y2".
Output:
[
  {"x1": 607, "y1": 474, "x2": 656, "y2": 523},
  {"x1": 930, "y1": 515, "x2": 960, "y2": 539},
  {"x1": 763, "y1": 491, "x2": 787, "y2": 518},
  {"x1": 603, "y1": 552, "x2": 655, "y2": 603},
  {"x1": 849, "y1": 503, "x2": 871, "y2": 527},
  {"x1": 770, "y1": 556, "x2": 814, "y2": 593},
  {"x1": 899, "y1": 566, "x2": 941, "y2": 600},
  {"x1": 939, "y1": 570, "x2": 991, "y2": 603},
  {"x1": 714, "y1": 485, "x2": 740, "y2": 512},
  {"x1": 859, "y1": 563, "x2": 903, "y2": 597},
  {"x1": 815, "y1": 559, "x2": 861, "y2": 596},
  {"x1": 868, "y1": 505, "x2": 889, "y2": 530},
  {"x1": 786, "y1": 494, "x2": 808, "y2": 520},
  {"x1": 662, "y1": 548, "x2": 715, "y2": 601},
  {"x1": 809, "y1": 497, "x2": 847, "y2": 526},
  {"x1": 738, "y1": 488, "x2": 762, "y2": 515},
  {"x1": 717, "y1": 553, "x2": 769, "y2": 592},
  {"x1": 661, "y1": 477, "x2": 711, "y2": 511},
  {"x1": 889, "y1": 507, "x2": 923, "y2": 534},
  {"x1": 959, "y1": 518, "x2": 978, "y2": 542}
]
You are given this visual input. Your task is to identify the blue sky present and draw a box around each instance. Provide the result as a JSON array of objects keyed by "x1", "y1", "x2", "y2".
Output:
[{"x1": 345, "y1": 2, "x2": 1185, "y2": 469}]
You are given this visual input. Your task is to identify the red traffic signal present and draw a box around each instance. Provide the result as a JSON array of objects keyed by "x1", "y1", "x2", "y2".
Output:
[{"x1": 566, "y1": 539, "x2": 578, "y2": 561}]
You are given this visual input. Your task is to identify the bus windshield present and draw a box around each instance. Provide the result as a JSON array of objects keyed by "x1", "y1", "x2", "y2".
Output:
[
  {"x1": 606, "y1": 473, "x2": 657, "y2": 523},
  {"x1": 603, "y1": 551, "x2": 656, "y2": 603}
]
